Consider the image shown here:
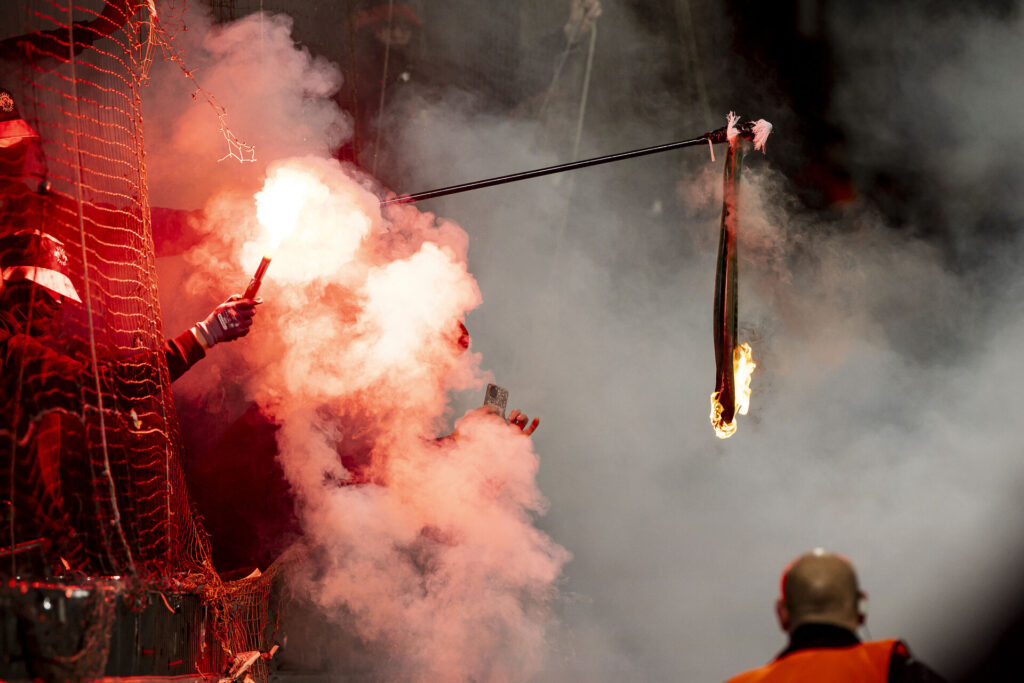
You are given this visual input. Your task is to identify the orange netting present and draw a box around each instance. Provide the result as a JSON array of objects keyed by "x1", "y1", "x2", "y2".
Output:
[
  {"x1": 1, "y1": 1, "x2": 273, "y2": 678},
  {"x1": 1, "y1": 0, "x2": 204, "y2": 581}
]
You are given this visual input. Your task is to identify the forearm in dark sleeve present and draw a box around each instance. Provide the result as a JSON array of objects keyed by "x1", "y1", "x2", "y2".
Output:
[{"x1": 164, "y1": 329, "x2": 206, "y2": 382}]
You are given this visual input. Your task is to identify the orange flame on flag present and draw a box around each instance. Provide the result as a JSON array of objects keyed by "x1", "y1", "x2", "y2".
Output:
[{"x1": 710, "y1": 342, "x2": 756, "y2": 439}]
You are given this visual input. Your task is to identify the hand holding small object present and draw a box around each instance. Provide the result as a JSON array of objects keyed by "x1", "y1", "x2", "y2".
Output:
[
  {"x1": 507, "y1": 408, "x2": 540, "y2": 436},
  {"x1": 192, "y1": 295, "x2": 261, "y2": 348}
]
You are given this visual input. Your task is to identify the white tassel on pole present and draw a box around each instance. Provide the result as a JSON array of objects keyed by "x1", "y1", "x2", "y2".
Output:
[
  {"x1": 726, "y1": 111, "x2": 741, "y2": 144},
  {"x1": 751, "y1": 119, "x2": 773, "y2": 152}
]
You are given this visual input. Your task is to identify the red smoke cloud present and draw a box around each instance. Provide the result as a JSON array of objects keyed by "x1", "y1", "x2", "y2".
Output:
[{"x1": 181, "y1": 156, "x2": 570, "y2": 679}]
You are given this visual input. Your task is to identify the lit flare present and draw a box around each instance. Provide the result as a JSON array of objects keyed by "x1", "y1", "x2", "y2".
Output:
[
  {"x1": 256, "y1": 169, "x2": 315, "y2": 249},
  {"x1": 243, "y1": 169, "x2": 318, "y2": 298},
  {"x1": 710, "y1": 342, "x2": 756, "y2": 439}
]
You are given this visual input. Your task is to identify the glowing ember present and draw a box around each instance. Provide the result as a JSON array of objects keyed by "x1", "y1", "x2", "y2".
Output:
[
  {"x1": 733, "y1": 342, "x2": 756, "y2": 416},
  {"x1": 710, "y1": 342, "x2": 756, "y2": 439},
  {"x1": 243, "y1": 162, "x2": 372, "y2": 298},
  {"x1": 709, "y1": 392, "x2": 736, "y2": 439},
  {"x1": 255, "y1": 167, "x2": 328, "y2": 249}
]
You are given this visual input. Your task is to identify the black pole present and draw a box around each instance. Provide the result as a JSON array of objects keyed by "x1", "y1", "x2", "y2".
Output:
[{"x1": 380, "y1": 127, "x2": 734, "y2": 206}]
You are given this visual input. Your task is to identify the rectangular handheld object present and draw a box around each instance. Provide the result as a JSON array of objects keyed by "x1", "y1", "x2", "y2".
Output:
[{"x1": 483, "y1": 383, "x2": 508, "y2": 420}]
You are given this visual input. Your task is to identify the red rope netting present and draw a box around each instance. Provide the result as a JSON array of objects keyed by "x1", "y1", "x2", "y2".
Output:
[{"x1": 1, "y1": 1, "x2": 273, "y2": 678}]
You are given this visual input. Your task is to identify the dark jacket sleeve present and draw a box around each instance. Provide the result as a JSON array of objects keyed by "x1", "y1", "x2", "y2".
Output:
[
  {"x1": 889, "y1": 640, "x2": 948, "y2": 683},
  {"x1": 164, "y1": 329, "x2": 206, "y2": 382}
]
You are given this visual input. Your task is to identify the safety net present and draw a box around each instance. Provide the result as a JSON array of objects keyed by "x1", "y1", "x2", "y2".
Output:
[{"x1": 0, "y1": 1, "x2": 275, "y2": 679}]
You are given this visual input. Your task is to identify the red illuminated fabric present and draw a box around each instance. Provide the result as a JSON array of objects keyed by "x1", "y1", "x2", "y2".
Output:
[
  {"x1": 0, "y1": 118, "x2": 39, "y2": 145},
  {"x1": 727, "y1": 639, "x2": 898, "y2": 683},
  {"x1": 2, "y1": 225, "x2": 85, "y2": 304},
  {"x1": 2, "y1": 266, "x2": 81, "y2": 302}
]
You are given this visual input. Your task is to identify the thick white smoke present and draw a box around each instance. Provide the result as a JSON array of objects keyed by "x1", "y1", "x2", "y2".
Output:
[
  {"x1": 378, "y1": 2, "x2": 1024, "y2": 681},
  {"x1": 146, "y1": 1, "x2": 1024, "y2": 680},
  {"x1": 188, "y1": 155, "x2": 570, "y2": 680},
  {"x1": 144, "y1": 9, "x2": 348, "y2": 209},
  {"x1": 146, "y1": 6, "x2": 569, "y2": 680}
]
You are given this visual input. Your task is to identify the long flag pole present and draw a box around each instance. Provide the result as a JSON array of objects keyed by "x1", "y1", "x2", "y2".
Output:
[{"x1": 379, "y1": 119, "x2": 771, "y2": 207}]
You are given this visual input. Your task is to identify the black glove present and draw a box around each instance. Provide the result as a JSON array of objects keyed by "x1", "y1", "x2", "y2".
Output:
[{"x1": 192, "y1": 295, "x2": 259, "y2": 348}]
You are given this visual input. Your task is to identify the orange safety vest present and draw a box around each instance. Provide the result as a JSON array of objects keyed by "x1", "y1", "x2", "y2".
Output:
[{"x1": 728, "y1": 639, "x2": 899, "y2": 683}]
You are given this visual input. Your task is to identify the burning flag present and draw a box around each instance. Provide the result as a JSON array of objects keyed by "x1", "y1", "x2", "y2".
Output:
[
  {"x1": 710, "y1": 113, "x2": 770, "y2": 438},
  {"x1": 371, "y1": 109, "x2": 774, "y2": 438}
]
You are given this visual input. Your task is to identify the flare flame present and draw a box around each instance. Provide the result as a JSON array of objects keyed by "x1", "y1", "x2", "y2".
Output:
[
  {"x1": 710, "y1": 342, "x2": 756, "y2": 439},
  {"x1": 255, "y1": 167, "x2": 327, "y2": 249}
]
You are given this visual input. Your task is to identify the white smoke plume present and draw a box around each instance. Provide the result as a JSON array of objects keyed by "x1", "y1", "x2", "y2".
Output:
[
  {"x1": 371, "y1": 2, "x2": 1024, "y2": 681},
  {"x1": 145, "y1": 5, "x2": 569, "y2": 680},
  {"x1": 183, "y1": 156, "x2": 570, "y2": 680},
  {"x1": 144, "y1": 9, "x2": 348, "y2": 209},
  {"x1": 145, "y1": 1, "x2": 1024, "y2": 680}
]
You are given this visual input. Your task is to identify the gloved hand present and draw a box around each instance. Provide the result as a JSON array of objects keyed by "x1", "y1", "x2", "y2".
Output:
[{"x1": 192, "y1": 295, "x2": 259, "y2": 349}]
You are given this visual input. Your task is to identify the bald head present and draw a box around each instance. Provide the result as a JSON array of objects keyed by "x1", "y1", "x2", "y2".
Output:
[{"x1": 775, "y1": 549, "x2": 864, "y2": 633}]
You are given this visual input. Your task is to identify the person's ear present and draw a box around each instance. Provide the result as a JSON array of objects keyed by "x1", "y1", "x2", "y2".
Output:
[
  {"x1": 857, "y1": 591, "x2": 868, "y2": 625},
  {"x1": 775, "y1": 597, "x2": 790, "y2": 632}
]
